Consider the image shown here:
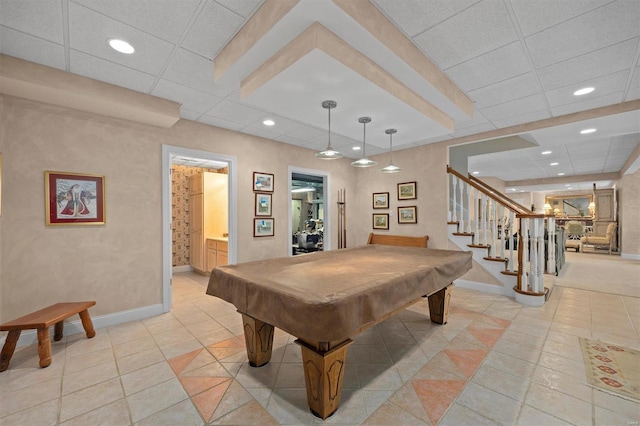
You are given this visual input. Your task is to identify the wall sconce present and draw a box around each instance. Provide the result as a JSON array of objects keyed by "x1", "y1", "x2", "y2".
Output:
[
  {"x1": 544, "y1": 203, "x2": 552, "y2": 214},
  {"x1": 588, "y1": 201, "x2": 595, "y2": 216},
  {"x1": 315, "y1": 100, "x2": 343, "y2": 160}
]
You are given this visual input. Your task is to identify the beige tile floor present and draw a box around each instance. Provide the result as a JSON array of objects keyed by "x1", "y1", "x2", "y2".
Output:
[{"x1": 0, "y1": 251, "x2": 639, "y2": 425}]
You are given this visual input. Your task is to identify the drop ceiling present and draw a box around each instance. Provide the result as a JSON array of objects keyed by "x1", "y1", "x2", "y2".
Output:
[{"x1": 1, "y1": 0, "x2": 639, "y2": 193}]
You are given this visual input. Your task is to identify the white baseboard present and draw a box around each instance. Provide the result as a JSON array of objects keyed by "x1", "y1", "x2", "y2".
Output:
[
  {"x1": 454, "y1": 279, "x2": 514, "y2": 297},
  {"x1": 621, "y1": 253, "x2": 640, "y2": 260},
  {"x1": 1, "y1": 303, "x2": 164, "y2": 348},
  {"x1": 172, "y1": 265, "x2": 192, "y2": 273}
]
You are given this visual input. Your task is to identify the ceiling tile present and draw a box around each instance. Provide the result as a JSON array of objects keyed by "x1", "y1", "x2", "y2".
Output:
[
  {"x1": 72, "y1": 0, "x2": 200, "y2": 43},
  {"x1": 626, "y1": 66, "x2": 640, "y2": 101},
  {"x1": 537, "y1": 39, "x2": 638, "y2": 91},
  {"x1": 162, "y1": 48, "x2": 235, "y2": 97},
  {"x1": 525, "y1": 0, "x2": 640, "y2": 68},
  {"x1": 467, "y1": 72, "x2": 540, "y2": 109},
  {"x1": 413, "y1": 0, "x2": 517, "y2": 69},
  {"x1": 0, "y1": 0, "x2": 63, "y2": 43},
  {"x1": 248, "y1": 115, "x2": 305, "y2": 135},
  {"x1": 0, "y1": 26, "x2": 66, "y2": 70},
  {"x1": 509, "y1": 0, "x2": 612, "y2": 37},
  {"x1": 455, "y1": 111, "x2": 490, "y2": 129},
  {"x1": 551, "y1": 92, "x2": 623, "y2": 116},
  {"x1": 491, "y1": 109, "x2": 551, "y2": 129},
  {"x1": 205, "y1": 99, "x2": 267, "y2": 125},
  {"x1": 215, "y1": 0, "x2": 263, "y2": 18},
  {"x1": 152, "y1": 79, "x2": 222, "y2": 113},
  {"x1": 373, "y1": 0, "x2": 480, "y2": 37},
  {"x1": 181, "y1": 0, "x2": 244, "y2": 59},
  {"x1": 480, "y1": 94, "x2": 547, "y2": 121},
  {"x1": 445, "y1": 42, "x2": 531, "y2": 92},
  {"x1": 544, "y1": 70, "x2": 630, "y2": 108},
  {"x1": 284, "y1": 125, "x2": 327, "y2": 144},
  {"x1": 450, "y1": 122, "x2": 497, "y2": 138},
  {"x1": 68, "y1": 2, "x2": 175, "y2": 75},
  {"x1": 70, "y1": 50, "x2": 156, "y2": 93},
  {"x1": 180, "y1": 108, "x2": 202, "y2": 121},
  {"x1": 240, "y1": 125, "x2": 283, "y2": 141},
  {"x1": 197, "y1": 114, "x2": 245, "y2": 131}
]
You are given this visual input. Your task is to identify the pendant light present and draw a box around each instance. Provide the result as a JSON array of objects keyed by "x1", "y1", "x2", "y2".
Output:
[
  {"x1": 315, "y1": 100, "x2": 343, "y2": 160},
  {"x1": 351, "y1": 117, "x2": 377, "y2": 167},
  {"x1": 380, "y1": 128, "x2": 401, "y2": 173}
]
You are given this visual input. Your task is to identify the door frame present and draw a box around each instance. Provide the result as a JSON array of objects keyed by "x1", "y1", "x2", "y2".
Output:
[
  {"x1": 162, "y1": 145, "x2": 238, "y2": 312},
  {"x1": 288, "y1": 166, "x2": 331, "y2": 255}
]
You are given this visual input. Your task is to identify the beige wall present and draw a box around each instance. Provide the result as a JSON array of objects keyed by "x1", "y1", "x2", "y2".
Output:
[
  {"x1": 620, "y1": 168, "x2": 640, "y2": 256},
  {"x1": 0, "y1": 94, "x2": 359, "y2": 321}
]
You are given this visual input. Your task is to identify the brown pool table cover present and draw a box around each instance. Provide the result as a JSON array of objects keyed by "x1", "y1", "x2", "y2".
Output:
[{"x1": 206, "y1": 245, "x2": 472, "y2": 342}]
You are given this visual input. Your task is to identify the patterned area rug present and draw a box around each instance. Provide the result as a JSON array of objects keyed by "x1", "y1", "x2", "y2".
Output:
[{"x1": 580, "y1": 337, "x2": 640, "y2": 400}]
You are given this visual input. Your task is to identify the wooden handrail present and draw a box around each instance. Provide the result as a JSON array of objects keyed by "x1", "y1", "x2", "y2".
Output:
[
  {"x1": 468, "y1": 175, "x2": 532, "y2": 215},
  {"x1": 446, "y1": 166, "x2": 529, "y2": 215}
]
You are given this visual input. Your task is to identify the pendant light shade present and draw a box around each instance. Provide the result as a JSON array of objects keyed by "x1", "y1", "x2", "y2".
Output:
[
  {"x1": 351, "y1": 116, "x2": 377, "y2": 168},
  {"x1": 315, "y1": 100, "x2": 343, "y2": 160},
  {"x1": 380, "y1": 128, "x2": 401, "y2": 173}
]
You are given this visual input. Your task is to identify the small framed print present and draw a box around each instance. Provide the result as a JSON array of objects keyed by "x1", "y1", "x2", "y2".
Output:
[
  {"x1": 372, "y1": 192, "x2": 389, "y2": 209},
  {"x1": 397, "y1": 181, "x2": 417, "y2": 200},
  {"x1": 254, "y1": 218, "x2": 274, "y2": 237},
  {"x1": 45, "y1": 171, "x2": 105, "y2": 225},
  {"x1": 253, "y1": 172, "x2": 274, "y2": 192},
  {"x1": 372, "y1": 213, "x2": 389, "y2": 230},
  {"x1": 398, "y1": 206, "x2": 417, "y2": 224},
  {"x1": 255, "y1": 193, "x2": 272, "y2": 216}
]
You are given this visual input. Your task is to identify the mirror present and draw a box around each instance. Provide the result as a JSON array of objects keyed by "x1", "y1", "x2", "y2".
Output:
[{"x1": 545, "y1": 195, "x2": 593, "y2": 218}]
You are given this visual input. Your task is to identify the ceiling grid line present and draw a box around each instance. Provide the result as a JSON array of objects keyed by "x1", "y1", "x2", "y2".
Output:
[
  {"x1": 622, "y1": 38, "x2": 640, "y2": 100},
  {"x1": 61, "y1": 0, "x2": 70, "y2": 72}
]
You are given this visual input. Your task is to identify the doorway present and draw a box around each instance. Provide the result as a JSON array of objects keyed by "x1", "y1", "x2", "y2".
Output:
[
  {"x1": 162, "y1": 145, "x2": 238, "y2": 312},
  {"x1": 288, "y1": 166, "x2": 331, "y2": 256}
]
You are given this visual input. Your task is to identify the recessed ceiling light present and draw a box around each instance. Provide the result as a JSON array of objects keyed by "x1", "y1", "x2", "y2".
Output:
[
  {"x1": 565, "y1": 184, "x2": 571, "y2": 187},
  {"x1": 550, "y1": 162, "x2": 559, "y2": 166},
  {"x1": 541, "y1": 151, "x2": 552, "y2": 155},
  {"x1": 580, "y1": 128, "x2": 597, "y2": 134},
  {"x1": 108, "y1": 38, "x2": 134, "y2": 54},
  {"x1": 573, "y1": 87, "x2": 594, "y2": 96},
  {"x1": 472, "y1": 171, "x2": 479, "y2": 175},
  {"x1": 352, "y1": 146, "x2": 361, "y2": 151},
  {"x1": 567, "y1": 187, "x2": 573, "y2": 189},
  {"x1": 262, "y1": 119, "x2": 275, "y2": 126},
  {"x1": 558, "y1": 172, "x2": 565, "y2": 176}
]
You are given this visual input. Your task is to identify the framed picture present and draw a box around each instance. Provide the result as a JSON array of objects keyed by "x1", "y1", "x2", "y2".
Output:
[
  {"x1": 397, "y1": 181, "x2": 417, "y2": 200},
  {"x1": 253, "y1": 172, "x2": 274, "y2": 192},
  {"x1": 0, "y1": 153, "x2": 2, "y2": 217},
  {"x1": 398, "y1": 206, "x2": 417, "y2": 224},
  {"x1": 45, "y1": 171, "x2": 105, "y2": 225},
  {"x1": 372, "y1": 192, "x2": 389, "y2": 209},
  {"x1": 255, "y1": 193, "x2": 272, "y2": 216},
  {"x1": 254, "y1": 218, "x2": 274, "y2": 237},
  {"x1": 372, "y1": 213, "x2": 389, "y2": 230}
]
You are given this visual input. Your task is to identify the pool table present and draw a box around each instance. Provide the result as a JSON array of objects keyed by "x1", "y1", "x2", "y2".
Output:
[{"x1": 206, "y1": 244, "x2": 472, "y2": 418}]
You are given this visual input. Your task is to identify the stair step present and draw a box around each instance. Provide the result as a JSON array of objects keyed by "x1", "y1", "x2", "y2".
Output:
[
  {"x1": 501, "y1": 270, "x2": 519, "y2": 276},
  {"x1": 468, "y1": 244, "x2": 490, "y2": 249},
  {"x1": 483, "y1": 257, "x2": 508, "y2": 263},
  {"x1": 447, "y1": 221, "x2": 459, "y2": 225},
  {"x1": 453, "y1": 232, "x2": 473, "y2": 237}
]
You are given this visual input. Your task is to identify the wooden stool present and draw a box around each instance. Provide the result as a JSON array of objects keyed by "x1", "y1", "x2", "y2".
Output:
[{"x1": 0, "y1": 301, "x2": 96, "y2": 371}]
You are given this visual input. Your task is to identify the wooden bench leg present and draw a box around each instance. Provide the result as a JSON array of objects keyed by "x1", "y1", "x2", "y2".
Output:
[
  {"x1": 37, "y1": 327, "x2": 52, "y2": 368},
  {"x1": 79, "y1": 309, "x2": 96, "y2": 338},
  {"x1": 0, "y1": 330, "x2": 21, "y2": 372},
  {"x1": 427, "y1": 284, "x2": 452, "y2": 325},
  {"x1": 54, "y1": 321, "x2": 64, "y2": 341},
  {"x1": 241, "y1": 314, "x2": 274, "y2": 367}
]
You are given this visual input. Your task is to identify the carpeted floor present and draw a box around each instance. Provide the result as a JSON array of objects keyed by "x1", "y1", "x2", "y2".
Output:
[{"x1": 580, "y1": 337, "x2": 640, "y2": 401}]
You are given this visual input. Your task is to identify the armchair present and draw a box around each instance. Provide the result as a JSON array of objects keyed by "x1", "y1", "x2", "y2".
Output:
[
  {"x1": 581, "y1": 223, "x2": 616, "y2": 254},
  {"x1": 565, "y1": 221, "x2": 585, "y2": 252}
]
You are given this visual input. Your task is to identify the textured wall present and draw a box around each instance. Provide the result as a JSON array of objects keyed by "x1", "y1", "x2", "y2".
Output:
[
  {"x1": 0, "y1": 95, "x2": 356, "y2": 321},
  {"x1": 620, "y1": 168, "x2": 640, "y2": 256}
]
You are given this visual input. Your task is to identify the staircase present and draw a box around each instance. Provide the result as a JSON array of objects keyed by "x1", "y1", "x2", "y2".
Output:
[{"x1": 447, "y1": 166, "x2": 555, "y2": 306}]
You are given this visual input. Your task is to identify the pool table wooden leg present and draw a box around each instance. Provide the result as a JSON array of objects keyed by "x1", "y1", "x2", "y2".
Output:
[
  {"x1": 427, "y1": 284, "x2": 452, "y2": 324},
  {"x1": 295, "y1": 338, "x2": 353, "y2": 419},
  {"x1": 241, "y1": 314, "x2": 274, "y2": 367}
]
